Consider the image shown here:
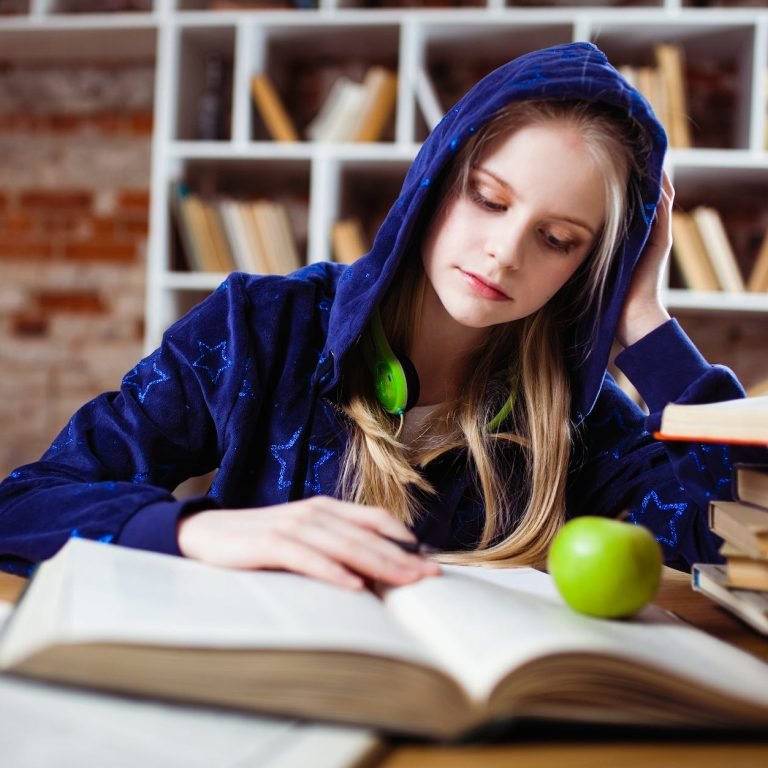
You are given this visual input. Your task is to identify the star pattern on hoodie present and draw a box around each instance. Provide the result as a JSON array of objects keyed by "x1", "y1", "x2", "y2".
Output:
[
  {"x1": 686, "y1": 444, "x2": 732, "y2": 496},
  {"x1": 122, "y1": 353, "x2": 171, "y2": 404},
  {"x1": 271, "y1": 427, "x2": 335, "y2": 494},
  {"x1": 193, "y1": 340, "x2": 233, "y2": 384},
  {"x1": 630, "y1": 490, "x2": 688, "y2": 549}
]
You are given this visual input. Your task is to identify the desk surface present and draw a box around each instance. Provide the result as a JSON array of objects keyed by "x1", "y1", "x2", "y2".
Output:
[{"x1": 1, "y1": 567, "x2": 767, "y2": 767}]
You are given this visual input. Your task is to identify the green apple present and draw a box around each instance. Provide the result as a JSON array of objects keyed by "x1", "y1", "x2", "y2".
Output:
[{"x1": 547, "y1": 516, "x2": 663, "y2": 619}]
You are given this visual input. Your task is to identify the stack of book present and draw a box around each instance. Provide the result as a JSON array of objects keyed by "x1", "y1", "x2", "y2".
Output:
[
  {"x1": 655, "y1": 396, "x2": 768, "y2": 635},
  {"x1": 251, "y1": 65, "x2": 398, "y2": 144},
  {"x1": 670, "y1": 206, "x2": 744, "y2": 293},
  {"x1": 694, "y1": 465, "x2": 768, "y2": 636},
  {"x1": 670, "y1": 206, "x2": 768, "y2": 295},
  {"x1": 171, "y1": 182, "x2": 303, "y2": 276}
]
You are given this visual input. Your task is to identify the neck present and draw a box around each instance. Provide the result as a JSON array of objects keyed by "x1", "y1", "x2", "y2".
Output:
[{"x1": 410, "y1": 284, "x2": 489, "y2": 406}]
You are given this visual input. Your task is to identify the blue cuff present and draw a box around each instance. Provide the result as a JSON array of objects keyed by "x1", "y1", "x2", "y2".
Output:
[
  {"x1": 117, "y1": 495, "x2": 218, "y2": 556},
  {"x1": 614, "y1": 318, "x2": 710, "y2": 414}
]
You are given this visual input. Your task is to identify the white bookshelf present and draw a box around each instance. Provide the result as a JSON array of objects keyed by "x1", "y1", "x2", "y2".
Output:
[{"x1": 1, "y1": 2, "x2": 767, "y2": 349}]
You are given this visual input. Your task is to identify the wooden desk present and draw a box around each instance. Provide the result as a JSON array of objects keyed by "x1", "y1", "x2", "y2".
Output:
[{"x1": 1, "y1": 567, "x2": 767, "y2": 767}]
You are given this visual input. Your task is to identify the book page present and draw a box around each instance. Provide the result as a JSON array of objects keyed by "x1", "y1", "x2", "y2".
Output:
[
  {"x1": 383, "y1": 566, "x2": 768, "y2": 708},
  {"x1": 0, "y1": 539, "x2": 434, "y2": 670},
  {"x1": 0, "y1": 672, "x2": 378, "y2": 768}
]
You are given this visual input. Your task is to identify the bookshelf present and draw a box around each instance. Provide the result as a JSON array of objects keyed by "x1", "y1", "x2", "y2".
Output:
[{"x1": 1, "y1": 2, "x2": 767, "y2": 364}]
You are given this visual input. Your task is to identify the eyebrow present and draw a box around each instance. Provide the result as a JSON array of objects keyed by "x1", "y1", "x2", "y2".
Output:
[{"x1": 475, "y1": 166, "x2": 598, "y2": 236}]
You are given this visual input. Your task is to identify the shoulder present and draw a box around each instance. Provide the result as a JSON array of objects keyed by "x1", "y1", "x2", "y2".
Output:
[
  {"x1": 236, "y1": 262, "x2": 346, "y2": 303},
  {"x1": 170, "y1": 263, "x2": 347, "y2": 332}
]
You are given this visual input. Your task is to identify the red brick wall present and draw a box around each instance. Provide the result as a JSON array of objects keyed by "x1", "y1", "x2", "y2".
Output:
[{"x1": 0, "y1": 62, "x2": 153, "y2": 476}]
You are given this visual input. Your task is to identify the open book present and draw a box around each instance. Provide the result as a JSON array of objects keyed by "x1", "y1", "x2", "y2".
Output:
[{"x1": 2, "y1": 539, "x2": 768, "y2": 739}]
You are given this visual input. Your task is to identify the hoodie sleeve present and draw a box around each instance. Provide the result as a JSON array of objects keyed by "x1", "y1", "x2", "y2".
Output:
[
  {"x1": 0, "y1": 275, "x2": 260, "y2": 576},
  {"x1": 567, "y1": 319, "x2": 768, "y2": 571}
]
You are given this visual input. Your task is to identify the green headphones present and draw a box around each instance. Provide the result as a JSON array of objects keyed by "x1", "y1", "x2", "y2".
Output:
[
  {"x1": 361, "y1": 309, "x2": 420, "y2": 416},
  {"x1": 362, "y1": 308, "x2": 517, "y2": 429}
]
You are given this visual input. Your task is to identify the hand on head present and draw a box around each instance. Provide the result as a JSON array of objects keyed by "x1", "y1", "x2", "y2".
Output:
[
  {"x1": 615, "y1": 169, "x2": 674, "y2": 348},
  {"x1": 177, "y1": 497, "x2": 440, "y2": 590}
]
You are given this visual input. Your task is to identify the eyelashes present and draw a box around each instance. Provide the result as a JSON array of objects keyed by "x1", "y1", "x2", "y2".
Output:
[{"x1": 468, "y1": 186, "x2": 579, "y2": 254}]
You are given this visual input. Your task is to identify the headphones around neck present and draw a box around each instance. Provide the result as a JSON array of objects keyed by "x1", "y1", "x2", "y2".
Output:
[
  {"x1": 361, "y1": 308, "x2": 517, "y2": 429},
  {"x1": 361, "y1": 309, "x2": 420, "y2": 416}
]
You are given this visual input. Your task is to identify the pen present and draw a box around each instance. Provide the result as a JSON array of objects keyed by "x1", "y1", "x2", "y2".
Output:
[{"x1": 384, "y1": 536, "x2": 440, "y2": 556}]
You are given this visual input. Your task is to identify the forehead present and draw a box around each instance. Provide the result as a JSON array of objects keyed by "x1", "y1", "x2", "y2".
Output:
[{"x1": 477, "y1": 122, "x2": 607, "y2": 227}]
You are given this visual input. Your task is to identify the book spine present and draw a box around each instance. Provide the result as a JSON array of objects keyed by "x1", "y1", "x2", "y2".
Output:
[{"x1": 251, "y1": 74, "x2": 300, "y2": 143}]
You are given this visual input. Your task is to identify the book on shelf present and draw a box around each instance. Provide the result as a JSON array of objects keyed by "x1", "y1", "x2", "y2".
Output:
[
  {"x1": 720, "y1": 543, "x2": 768, "y2": 592},
  {"x1": 247, "y1": 199, "x2": 302, "y2": 275},
  {"x1": 710, "y1": 499, "x2": 768, "y2": 561},
  {"x1": 171, "y1": 183, "x2": 232, "y2": 273},
  {"x1": 202, "y1": 199, "x2": 237, "y2": 273},
  {"x1": 251, "y1": 73, "x2": 300, "y2": 143},
  {"x1": 655, "y1": 395, "x2": 768, "y2": 446},
  {"x1": 747, "y1": 230, "x2": 768, "y2": 293},
  {"x1": 735, "y1": 465, "x2": 768, "y2": 508},
  {"x1": 654, "y1": 43, "x2": 692, "y2": 150},
  {"x1": 306, "y1": 76, "x2": 367, "y2": 142},
  {"x1": 217, "y1": 199, "x2": 267, "y2": 274},
  {"x1": 691, "y1": 206, "x2": 745, "y2": 293},
  {"x1": 670, "y1": 210, "x2": 721, "y2": 291},
  {"x1": 172, "y1": 187, "x2": 301, "y2": 276},
  {"x1": 2, "y1": 539, "x2": 768, "y2": 739},
  {"x1": 331, "y1": 218, "x2": 369, "y2": 265},
  {"x1": 354, "y1": 66, "x2": 398, "y2": 143},
  {"x1": 306, "y1": 66, "x2": 397, "y2": 143},
  {"x1": 692, "y1": 563, "x2": 768, "y2": 637}
]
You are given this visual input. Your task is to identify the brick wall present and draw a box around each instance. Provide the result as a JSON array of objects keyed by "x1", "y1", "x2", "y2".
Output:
[{"x1": 0, "y1": 61, "x2": 153, "y2": 476}]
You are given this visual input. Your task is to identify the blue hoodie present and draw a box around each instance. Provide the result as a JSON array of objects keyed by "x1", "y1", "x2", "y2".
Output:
[{"x1": 1, "y1": 42, "x2": 764, "y2": 575}]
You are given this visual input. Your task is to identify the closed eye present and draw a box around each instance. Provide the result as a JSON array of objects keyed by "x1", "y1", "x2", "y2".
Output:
[
  {"x1": 470, "y1": 189, "x2": 507, "y2": 213},
  {"x1": 542, "y1": 231, "x2": 577, "y2": 254}
]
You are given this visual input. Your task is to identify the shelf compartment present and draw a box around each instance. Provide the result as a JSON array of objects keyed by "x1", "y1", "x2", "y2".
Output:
[
  {"x1": 334, "y1": 156, "x2": 410, "y2": 254},
  {"x1": 167, "y1": 155, "x2": 311, "y2": 274},
  {"x1": 671, "y1": 163, "x2": 768, "y2": 297},
  {"x1": 415, "y1": 19, "x2": 574, "y2": 141},
  {"x1": 247, "y1": 21, "x2": 401, "y2": 143},
  {"x1": 174, "y1": 23, "x2": 235, "y2": 141},
  {"x1": 590, "y1": 21, "x2": 756, "y2": 151}
]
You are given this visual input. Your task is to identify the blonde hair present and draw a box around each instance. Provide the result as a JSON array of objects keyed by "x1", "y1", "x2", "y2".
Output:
[{"x1": 339, "y1": 99, "x2": 649, "y2": 566}]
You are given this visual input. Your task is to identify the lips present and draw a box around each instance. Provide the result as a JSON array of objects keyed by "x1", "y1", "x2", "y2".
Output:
[{"x1": 460, "y1": 269, "x2": 511, "y2": 301}]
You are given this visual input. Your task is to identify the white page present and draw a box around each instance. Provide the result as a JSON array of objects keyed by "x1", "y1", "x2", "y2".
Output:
[
  {"x1": 0, "y1": 673, "x2": 378, "y2": 768},
  {"x1": 1, "y1": 539, "x2": 433, "y2": 669},
  {"x1": 383, "y1": 567, "x2": 768, "y2": 707}
]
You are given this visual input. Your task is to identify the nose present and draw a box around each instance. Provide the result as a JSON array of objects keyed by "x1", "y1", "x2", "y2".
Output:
[{"x1": 485, "y1": 215, "x2": 527, "y2": 270}]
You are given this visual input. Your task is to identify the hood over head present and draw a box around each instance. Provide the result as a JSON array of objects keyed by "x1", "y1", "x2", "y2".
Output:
[{"x1": 319, "y1": 41, "x2": 667, "y2": 423}]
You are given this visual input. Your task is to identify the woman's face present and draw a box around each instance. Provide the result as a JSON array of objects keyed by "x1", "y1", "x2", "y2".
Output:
[{"x1": 421, "y1": 121, "x2": 606, "y2": 335}]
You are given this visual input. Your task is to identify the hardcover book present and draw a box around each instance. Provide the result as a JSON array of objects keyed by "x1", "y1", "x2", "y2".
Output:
[
  {"x1": 655, "y1": 396, "x2": 768, "y2": 446},
  {"x1": 2, "y1": 540, "x2": 768, "y2": 738}
]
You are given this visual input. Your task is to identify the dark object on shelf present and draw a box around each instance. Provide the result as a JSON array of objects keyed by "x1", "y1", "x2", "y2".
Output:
[{"x1": 196, "y1": 56, "x2": 228, "y2": 142}]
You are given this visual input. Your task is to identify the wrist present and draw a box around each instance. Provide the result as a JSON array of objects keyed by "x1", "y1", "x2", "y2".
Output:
[{"x1": 617, "y1": 302, "x2": 670, "y2": 348}]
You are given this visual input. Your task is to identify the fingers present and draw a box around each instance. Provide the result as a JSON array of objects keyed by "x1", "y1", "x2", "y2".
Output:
[
  {"x1": 281, "y1": 504, "x2": 441, "y2": 587},
  {"x1": 177, "y1": 498, "x2": 441, "y2": 591}
]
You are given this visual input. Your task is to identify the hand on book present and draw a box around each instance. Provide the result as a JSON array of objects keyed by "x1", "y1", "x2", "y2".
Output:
[
  {"x1": 615, "y1": 169, "x2": 673, "y2": 348},
  {"x1": 177, "y1": 497, "x2": 440, "y2": 590}
]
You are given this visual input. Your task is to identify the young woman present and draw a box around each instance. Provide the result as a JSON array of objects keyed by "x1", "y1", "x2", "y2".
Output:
[{"x1": 1, "y1": 42, "x2": 763, "y2": 587}]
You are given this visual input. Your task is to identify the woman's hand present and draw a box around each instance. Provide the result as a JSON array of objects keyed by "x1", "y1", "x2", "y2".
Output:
[
  {"x1": 177, "y1": 496, "x2": 440, "y2": 590},
  {"x1": 615, "y1": 169, "x2": 673, "y2": 348}
]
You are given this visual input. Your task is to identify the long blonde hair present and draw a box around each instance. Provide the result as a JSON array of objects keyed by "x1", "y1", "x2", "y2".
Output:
[{"x1": 339, "y1": 99, "x2": 650, "y2": 566}]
